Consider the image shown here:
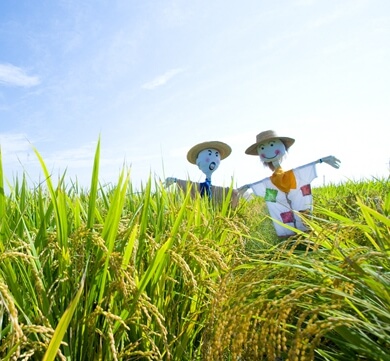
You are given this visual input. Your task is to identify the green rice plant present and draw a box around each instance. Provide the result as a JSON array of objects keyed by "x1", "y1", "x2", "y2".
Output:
[
  {"x1": 43, "y1": 266, "x2": 87, "y2": 361},
  {"x1": 202, "y1": 179, "x2": 390, "y2": 360},
  {"x1": 113, "y1": 181, "x2": 247, "y2": 360},
  {"x1": 0, "y1": 143, "x2": 248, "y2": 360},
  {"x1": 0, "y1": 147, "x2": 7, "y2": 252},
  {"x1": 313, "y1": 178, "x2": 390, "y2": 222},
  {"x1": 1, "y1": 140, "x2": 388, "y2": 361},
  {"x1": 235, "y1": 195, "x2": 279, "y2": 252}
]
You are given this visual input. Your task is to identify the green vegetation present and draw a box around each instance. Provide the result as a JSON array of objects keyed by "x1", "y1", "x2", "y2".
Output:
[{"x1": 0, "y1": 142, "x2": 389, "y2": 360}]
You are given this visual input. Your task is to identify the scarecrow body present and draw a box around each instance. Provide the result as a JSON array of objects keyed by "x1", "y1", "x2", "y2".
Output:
[
  {"x1": 241, "y1": 130, "x2": 340, "y2": 237},
  {"x1": 165, "y1": 141, "x2": 239, "y2": 207},
  {"x1": 249, "y1": 162, "x2": 318, "y2": 237}
]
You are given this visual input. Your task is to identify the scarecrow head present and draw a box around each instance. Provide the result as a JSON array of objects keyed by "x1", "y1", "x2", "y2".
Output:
[
  {"x1": 245, "y1": 130, "x2": 295, "y2": 171},
  {"x1": 187, "y1": 141, "x2": 232, "y2": 179}
]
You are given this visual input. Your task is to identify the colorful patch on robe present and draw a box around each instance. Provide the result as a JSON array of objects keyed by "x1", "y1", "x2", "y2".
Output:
[
  {"x1": 265, "y1": 188, "x2": 278, "y2": 202},
  {"x1": 300, "y1": 184, "x2": 312, "y2": 196},
  {"x1": 270, "y1": 168, "x2": 297, "y2": 193},
  {"x1": 280, "y1": 211, "x2": 295, "y2": 223}
]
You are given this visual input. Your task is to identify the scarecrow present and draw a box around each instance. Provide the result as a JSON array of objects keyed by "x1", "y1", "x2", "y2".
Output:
[
  {"x1": 239, "y1": 130, "x2": 341, "y2": 237},
  {"x1": 165, "y1": 141, "x2": 239, "y2": 207}
]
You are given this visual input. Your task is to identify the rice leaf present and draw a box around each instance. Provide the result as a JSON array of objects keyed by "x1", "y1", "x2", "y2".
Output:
[
  {"x1": 42, "y1": 266, "x2": 87, "y2": 361},
  {"x1": 0, "y1": 147, "x2": 5, "y2": 250},
  {"x1": 33, "y1": 148, "x2": 68, "y2": 249},
  {"x1": 98, "y1": 169, "x2": 130, "y2": 303},
  {"x1": 87, "y1": 137, "x2": 100, "y2": 229}
]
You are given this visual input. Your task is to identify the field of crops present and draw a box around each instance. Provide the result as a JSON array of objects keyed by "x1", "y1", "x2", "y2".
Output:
[{"x1": 1, "y1": 142, "x2": 389, "y2": 360}]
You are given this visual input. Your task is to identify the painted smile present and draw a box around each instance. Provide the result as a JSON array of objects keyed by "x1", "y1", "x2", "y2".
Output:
[{"x1": 261, "y1": 154, "x2": 277, "y2": 160}]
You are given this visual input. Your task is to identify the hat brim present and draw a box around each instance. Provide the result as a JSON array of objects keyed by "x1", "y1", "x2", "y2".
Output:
[
  {"x1": 245, "y1": 137, "x2": 295, "y2": 155},
  {"x1": 187, "y1": 141, "x2": 232, "y2": 164}
]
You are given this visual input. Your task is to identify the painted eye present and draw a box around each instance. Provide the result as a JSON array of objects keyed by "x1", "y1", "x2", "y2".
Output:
[
  {"x1": 215, "y1": 151, "x2": 219, "y2": 157},
  {"x1": 208, "y1": 150, "x2": 212, "y2": 155}
]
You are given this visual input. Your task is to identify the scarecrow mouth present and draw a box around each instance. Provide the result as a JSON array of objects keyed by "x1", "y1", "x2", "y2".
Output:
[
  {"x1": 261, "y1": 150, "x2": 281, "y2": 160},
  {"x1": 261, "y1": 154, "x2": 278, "y2": 160},
  {"x1": 209, "y1": 162, "x2": 216, "y2": 170}
]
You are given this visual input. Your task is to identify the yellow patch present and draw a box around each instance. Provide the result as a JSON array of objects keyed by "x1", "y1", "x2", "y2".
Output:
[{"x1": 270, "y1": 168, "x2": 297, "y2": 193}]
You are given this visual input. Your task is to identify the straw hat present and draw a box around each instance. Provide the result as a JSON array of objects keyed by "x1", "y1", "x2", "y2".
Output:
[
  {"x1": 245, "y1": 130, "x2": 295, "y2": 155},
  {"x1": 187, "y1": 141, "x2": 232, "y2": 164}
]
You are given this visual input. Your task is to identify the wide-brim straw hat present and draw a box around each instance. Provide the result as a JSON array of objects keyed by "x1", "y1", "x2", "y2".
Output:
[
  {"x1": 187, "y1": 141, "x2": 232, "y2": 164},
  {"x1": 245, "y1": 130, "x2": 295, "y2": 155}
]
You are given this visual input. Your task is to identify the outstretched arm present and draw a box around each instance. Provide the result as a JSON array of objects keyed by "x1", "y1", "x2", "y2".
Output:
[
  {"x1": 238, "y1": 176, "x2": 268, "y2": 196},
  {"x1": 237, "y1": 184, "x2": 250, "y2": 196},
  {"x1": 317, "y1": 155, "x2": 341, "y2": 169},
  {"x1": 294, "y1": 155, "x2": 341, "y2": 171},
  {"x1": 165, "y1": 177, "x2": 178, "y2": 187},
  {"x1": 165, "y1": 177, "x2": 190, "y2": 191},
  {"x1": 165, "y1": 178, "x2": 200, "y2": 196}
]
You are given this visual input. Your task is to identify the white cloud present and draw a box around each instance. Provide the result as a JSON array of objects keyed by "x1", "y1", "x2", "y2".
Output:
[
  {"x1": 38, "y1": 142, "x2": 98, "y2": 169},
  {"x1": 0, "y1": 63, "x2": 40, "y2": 87},
  {"x1": 142, "y1": 68, "x2": 184, "y2": 90},
  {"x1": 0, "y1": 133, "x2": 31, "y2": 154},
  {"x1": 0, "y1": 133, "x2": 36, "y2": 180}
]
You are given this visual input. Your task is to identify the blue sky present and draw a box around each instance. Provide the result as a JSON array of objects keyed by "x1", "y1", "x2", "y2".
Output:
[{"x1": 1, "y1": 0, "x2": 389, "y2": 191}]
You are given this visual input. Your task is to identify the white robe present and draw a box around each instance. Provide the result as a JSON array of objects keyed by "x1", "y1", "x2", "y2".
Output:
[{"x1": 249, "y1": 163, "x2": 317, "y2": 237}]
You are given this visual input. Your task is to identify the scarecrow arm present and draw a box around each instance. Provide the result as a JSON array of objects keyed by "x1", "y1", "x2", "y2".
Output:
[
  {"x1": 295, "y1": 156, "x2": 341, "y2": 171},
  {"x1": 238, "y1": 175, "x2": 269, "y2": 195},
  {"x1": 237, "y1": 184, "x2": 250, "y2": 196},
  {"x1": 165, "y1": 177, "x2": 177, "y2": 187},
  {"x1": 164, "y1": 177, "x2": 193, "y2": 193},
  {"x1": 317, "y1": 155, "x2": 341, "y2": 169}
]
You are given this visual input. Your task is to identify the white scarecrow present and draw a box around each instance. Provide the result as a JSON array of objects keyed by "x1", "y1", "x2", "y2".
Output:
[
  {"x1": 239, "y1": 130, "x2": 341, "y2": 237},
  {"x1": 165, "y1": 141, "x2": 239, "y2": 207}
]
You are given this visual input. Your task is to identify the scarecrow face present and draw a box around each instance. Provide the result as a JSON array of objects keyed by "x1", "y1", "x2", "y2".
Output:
[
  {"x1": 196, "y1": 148, "x2": 221, "y2": 178},
  {"x1": 257, "y1": 139, "x2": 286, "y2": 163}
]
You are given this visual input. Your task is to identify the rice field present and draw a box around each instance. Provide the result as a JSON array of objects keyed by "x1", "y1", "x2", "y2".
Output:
[{"x1": 0, "y1": 142, "x2": 389, "y2": 360}]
